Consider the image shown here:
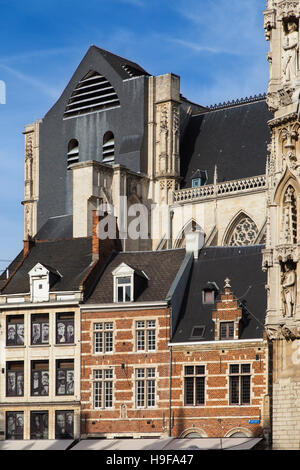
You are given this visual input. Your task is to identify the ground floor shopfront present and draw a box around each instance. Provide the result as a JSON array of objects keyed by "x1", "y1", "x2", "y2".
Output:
[{"x1": 0, "y1": 405, "x2": 80, "y2": 440}]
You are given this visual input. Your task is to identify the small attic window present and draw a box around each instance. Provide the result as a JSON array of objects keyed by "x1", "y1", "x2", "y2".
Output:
[
  {"x1": 112, "y1": 263, "x2": 148, "y2": 303},
  {"x1": 116, "y1": 276, "x2": 132, "y2": 302},
  {"x1": 103, "y1": 131, "x2": 115, "y2": 162},
  {"x1": 67, "y1": 139, "x2": 79, "y2": 169},
  {"x1": 202, "y1": 282, "x2": 219, "y2": 305},
  {"x1": 192, "y1": 170, "x2": 208, "y2": 188},
  {"x1": 203, "y1": 290, "x2": 215, "y2": 304},
  {"x1": 191, "y1": 326, "x2": 205, "y2": 339}
]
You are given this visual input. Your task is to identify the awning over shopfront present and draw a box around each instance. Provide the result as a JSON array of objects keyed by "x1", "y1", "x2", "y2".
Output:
[
  {"x1": 0, "y1": 440, "x2": 73, "y2": 450},
  {"x1": 71, "y1": 437, "x2": 262, "y2": 451}
]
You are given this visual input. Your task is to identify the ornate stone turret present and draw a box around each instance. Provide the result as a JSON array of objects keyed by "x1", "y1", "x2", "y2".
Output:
[
  {"x1": 22, "y1": 120, "x2": 41, "y2": 240},
  {"x1": 263, "y1": 0, "x2": 300, "y2": 450},
  {"x1": 264, "y1": 0, "x2": 300, "y2": 113}
]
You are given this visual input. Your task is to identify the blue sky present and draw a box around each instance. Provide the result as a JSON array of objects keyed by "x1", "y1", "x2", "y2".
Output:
[{"x1": 0, "y1": 0, "x2": 268, "y2": 271}]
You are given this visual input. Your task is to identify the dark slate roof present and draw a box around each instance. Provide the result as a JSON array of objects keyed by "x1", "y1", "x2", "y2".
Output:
[
  {"x1": 180, "y1": 99, "x2": 273, "y2": 188},
  {"x1": 1, "y1": 238, "x2": 94, "y2": 295},
  {"x1": 93, "y1": 46, "x2": 150, "y2": 80},
  {"x1": 35, "y1": 215, "x2": 73, "y2": 241},
  {"x1": 87, "y1": 249, "x2": 186, "y2": 304},
  {"x1": 172, "y1": 245, "x2": 266, "y2": 343}
]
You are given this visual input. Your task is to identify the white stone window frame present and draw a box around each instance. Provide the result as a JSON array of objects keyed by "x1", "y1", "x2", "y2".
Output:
[
  {"x1": 93, "y1": 368, "x2": 114, "y2": 410},
  {"x1": 93, "y1": 321, "x2": 114, "y2": 354},
  {"x1": 112, "y1": 263, "x2": 135, "y2": 303},
  {"x1": 134, "y1": 367, "x2": 157, "y2": 409},
  {"x1": 135, "y1": 319, "x2": 157, "y2": 353}
]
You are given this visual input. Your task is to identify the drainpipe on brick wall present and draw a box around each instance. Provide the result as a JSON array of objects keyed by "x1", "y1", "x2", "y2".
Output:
[{"x1": 168, "y1": 344, "x2": 173, "y2": 437}]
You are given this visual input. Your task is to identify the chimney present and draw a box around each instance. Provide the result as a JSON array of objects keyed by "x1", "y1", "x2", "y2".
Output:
[
  {"x1": 185, "y1": 230, "x2": 204, "y2": 259},
  {"x1": 23, "y1": 237, "x2": 35, "y2": 257},
  {"x1": 92, "y1": 210, "x2": 122, "y2": 262}
]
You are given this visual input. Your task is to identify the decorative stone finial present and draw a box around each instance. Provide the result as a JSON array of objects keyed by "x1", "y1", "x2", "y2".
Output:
[{"x1": 224, "y1": 278, "x2": 231, "y2": 289}]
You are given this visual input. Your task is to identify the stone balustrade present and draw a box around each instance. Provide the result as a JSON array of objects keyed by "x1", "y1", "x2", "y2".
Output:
[{"x1": 173, "y1": 175, "x2": 266, "y2": 203}]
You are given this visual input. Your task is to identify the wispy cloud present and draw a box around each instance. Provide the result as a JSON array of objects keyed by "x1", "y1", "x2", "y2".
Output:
[
  {"x1": 0, "y1": 63, "x2": 60, "y2": 99},
  {"x1": 165, "y1": 37, "x2": 241, "y2": 56}
]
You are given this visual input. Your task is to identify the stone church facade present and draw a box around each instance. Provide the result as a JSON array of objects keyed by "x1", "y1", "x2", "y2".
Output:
[{"x1": 2, "y1": 0, "x2": 300, "y2": 449}]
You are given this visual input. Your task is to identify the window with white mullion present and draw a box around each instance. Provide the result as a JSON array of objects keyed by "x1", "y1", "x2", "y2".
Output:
[
  {"x1": 117, "y1": 276, "x2": 132, "y2": 302},
  {"x1": 135, "y1": 368, "x2": 156, "y2": 408},
  {"x1": 93, "y1": 369, "x2": 113, "y2": 409},
  {"x1": 136, "y1": 320, "x2": 156, "y2": 352},
  {"x1": 94, "y1": 323, "x2": 113, "y2": 354},
  {"x1": 93, "y1": 371, "x2": 102, "y2": 408}
]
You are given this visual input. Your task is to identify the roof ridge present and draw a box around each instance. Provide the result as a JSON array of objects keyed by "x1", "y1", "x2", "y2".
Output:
[{"x1": 208, "y1": 93, "x2": 266, "y2": 111}]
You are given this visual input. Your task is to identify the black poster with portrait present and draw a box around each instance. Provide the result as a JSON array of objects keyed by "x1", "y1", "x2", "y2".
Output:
[
  {"x1": 6, "y1": 412, "x2": 24, "y2": 440},
  {"x1": 55, "y1": 411, "x2": 74, "y2": 439}
]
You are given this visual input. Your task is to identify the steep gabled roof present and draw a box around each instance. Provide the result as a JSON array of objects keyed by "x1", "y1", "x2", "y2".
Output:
[
  {"x1": 87, "y1": 249, "x2": 186, "y2": 304},
  {"x1": 180, "y1": 98, "x2": 273, "y2": 188},
  {"x1": 172, "y1": 245, "x2": 267, "y2": 343},
  {"x1": 1, "y1": 238, "x2": 94, "y2": 295},
  {"x1": 92, "y1": 46, "x2": 151, "y2": 80}
]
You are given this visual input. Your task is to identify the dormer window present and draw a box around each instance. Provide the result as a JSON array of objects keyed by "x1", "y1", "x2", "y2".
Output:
[
  {"x1": 112, "y1": 264, "x2": 134, "y2": 303},
  {"x1": 219, "y1": 321, "x2": 234, "y2": 340},
  {"x1": 202, "y1": 282, "x2": 219, "y2": 305},
  {"x1": 28, "y1": 263, "x2": 61, "y2": 303},
  {"x1": 116, "y1": 276, "x2": 132, "y2": 302},
  {"x1": 28, "y1": 264, "x2": 50, "y2": 303},
  {"x1": 192, "y1": 170, "x2": 208, "y2": 188},
  {"x1": 112, "y1": 263, "x2": 148, "y2": 303}
]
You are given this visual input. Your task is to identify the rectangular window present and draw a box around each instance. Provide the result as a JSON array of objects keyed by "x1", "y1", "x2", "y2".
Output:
[
  {"x1": 6, "y1": 362, "x2": 24, "y2": 397},
  {"x1": 117, "y1": 276, "x2": 132, "y2": 302},
  {"x1": 6, "y1": 411, "x2": 24, "y2": 440},
  {"x1": 31, "y1": 361, "x2": 49, "y2": 396},
  {"x1": 56, "y1": 360, "x2": 74, "y2": 396},
  {"x1": 6, "y1": 316, "x2": 24, "y2": 346},
  {"x1": 184, "y1": 365, "x2": 205, "y2": 406},
  {"x1": 135, "y1": 368, "x2": 156, "y2": 408},
  {"x1": 93, "y1": 369, "x2": 113, "y2": 409},
  {"x1": 94, "y1": 322, "x2": 113, "y2": 353},
  {"x1": 31, "y1": 314, "x2": 49, "y2": 345},
  {"x1": 229, "y1": 363, "x2": 251, "y2": 405},
  {"x1": 136, "y1": 320, "x2": 156, "y2": 352},
  {"x1": 30, "y1": 411, "x2": 48, "y2": 439},
  {"x1": 220, "y1": 322, "x2": 234, "y2": 340},
  {"x1": 203, "y1": 290, "x2": 215, "y2": 304},
  {"x1": 56, "y1": 312, "x2": 75, "y2": 344},
  {"x1": 55, "y1": 411, "x2": 74, "y2": 439}
]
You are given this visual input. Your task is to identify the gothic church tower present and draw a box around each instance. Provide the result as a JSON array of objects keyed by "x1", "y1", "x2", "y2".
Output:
[{"x1": 264, "y1": 0, "x2": 300, "y2": 449}]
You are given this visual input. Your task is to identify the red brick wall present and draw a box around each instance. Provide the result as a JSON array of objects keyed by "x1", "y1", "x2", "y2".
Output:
[
  {"x1": 81, "y1": 307, "x2": 171, "y2": 437},
  {"x1": 80, "y1": 303, "x2": 269, "y2": 439},
  {"x1": 170, "y1": 344, "x2": 268, "y2": 438}
]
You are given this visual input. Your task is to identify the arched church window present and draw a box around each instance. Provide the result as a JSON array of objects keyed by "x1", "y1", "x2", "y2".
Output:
[
  {"x1": 67, "y1": 139, "x2": 79, "y2": 169},
  {"x1": 227, "y1": 215, "x2": 258, "y2": 247},
  {"x1": 281, "y1": 185, "x2": 297, "y2": 244},
  {"x1": 102, "y1": 132, "x2": 115, "y2": 162},
  {"x1": 63, "y1": 70, "x2": 120, "y2": 119}
]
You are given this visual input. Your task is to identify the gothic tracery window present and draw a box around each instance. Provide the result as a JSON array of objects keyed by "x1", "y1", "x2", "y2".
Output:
[{"x1": 227, "y1": 215, "x2": 259, "y2": 247}]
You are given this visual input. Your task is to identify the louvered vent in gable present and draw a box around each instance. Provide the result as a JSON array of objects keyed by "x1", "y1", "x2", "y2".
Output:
[
  {"x1": 64, "y1": 71, "x2": 120, "y2": 119},
  {"x1": 67, "y1": 139, "x2": 79, "y2": 169}
]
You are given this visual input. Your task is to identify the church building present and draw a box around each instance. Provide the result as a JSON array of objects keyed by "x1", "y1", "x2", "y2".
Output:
[{"x1": 1, "y1": 0, "x2": 300, "y2": 450}]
